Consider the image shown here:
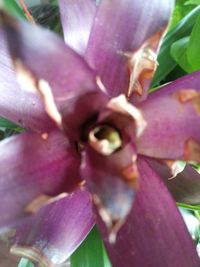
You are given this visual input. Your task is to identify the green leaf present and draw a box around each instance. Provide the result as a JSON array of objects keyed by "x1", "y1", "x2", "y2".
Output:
[
  {"x1": 29, "y1": 4, "x2": 62, "y2": 34},
  {"x1": 18, "y1": 258, "x2": 35, "y2": 267},
  {"x1": 185, "y1": 0, "x2": 200, "y2": 5},
  {"x1": 0, "y1": 118, "x2": 24, "y2": 141},
  {"x1": 71, "y1": 227, "x2": 112, "y2": 267},
  {"x1": 170, "y1": 0, "x2": 195, "y2": 28},
  {"x1": 0, "y1": 117, "x2": 19, "y2": 129},
  {"x1": 177, "y1": 202, "x2": 200, "y2": 211},
  {"x1": 0, "y1": 117, "x2": 23, "y2": 134},
  {"x1": 152, "y1": 5, "x2": 200, "y2": 87},
  {"x1": 2, "y1": 0, "x2": 25, "y2": 18},
  {"x1": 187, "y1": 13, "x2": 200, "y2": 70},
  {"x1": 170, "y1": 36, "x2": 193, "y2": 72}
]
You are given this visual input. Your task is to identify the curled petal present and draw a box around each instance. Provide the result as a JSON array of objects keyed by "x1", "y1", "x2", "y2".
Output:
[
  {"x1": 58, "y1": 0, "x2": 96, "y2": 55},
  {"x1": 137, "y1": 71, "x2": 200, "y2": 162},
  {"x1": 11, "y1": 189, "x2": 94, "y2": 266},
  {"x1": 0, "y1": 130, "x2": 81, "y2": 228},
  {"x1": 86, "y1": 0, "x2": 174, "y2": 98},
  {"x1": 81, "y1": 142, "x2": 138, "y2": 242},
  {"x1": 96, "y1": 157, "x2": 200, "y2": 267},
  {"x1": 147, "y1": 158, "x2": 200, "y2": 205},
  {"x1": 0, "y1": 29, "x2": 53, "y2": 131}
]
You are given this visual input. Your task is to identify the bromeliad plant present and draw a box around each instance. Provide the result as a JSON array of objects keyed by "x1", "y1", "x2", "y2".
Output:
[{"x1": 0, "y1": 0, "x2": 200, "y2": 266}]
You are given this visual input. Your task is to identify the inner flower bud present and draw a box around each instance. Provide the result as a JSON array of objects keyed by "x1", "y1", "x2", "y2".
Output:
[{"x1": 89, "y1": 125, "x2": 122, "y2": 155}]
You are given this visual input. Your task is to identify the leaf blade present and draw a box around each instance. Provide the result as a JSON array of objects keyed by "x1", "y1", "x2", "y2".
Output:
[{"x1": 71, "y1": 227, "x2": 112, "y2": 267}]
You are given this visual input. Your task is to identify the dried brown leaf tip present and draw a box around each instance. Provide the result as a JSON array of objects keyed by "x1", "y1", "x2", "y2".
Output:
[
  {"x1": 122, "y1": 162, "x2": 139, "y2": 189},
  {"x1": 172, "y1": 89, "x2": 200, "y2": 115},
  {"x1": 0, "y1": 10, "x2": 19, "y2": 29},
  {"x1": 184, "y1": 138, "x2": 200, "y2": 163},
  {"x1": 126, "y1": 28, "x2": 166, "y2": 97},
  {"x1": 25, "y1": 194, "x2": 52, "y2": 214},
  {"x1": 14, "y1": 60, "x2": 62, "y2": 127},
  {"x1": 92, "y1": 194, "x2": 125, "y2": 244},
  {"x1": 162, "y1": 159, "x2": 186, "y2": 179},
  {"x1": 25, "y1": 193, "x2": 68, "y2": 214}
]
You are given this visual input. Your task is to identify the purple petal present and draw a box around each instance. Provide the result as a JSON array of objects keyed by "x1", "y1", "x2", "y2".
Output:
[
  {"x1": 136, "y1": 71, "x2": 200, "y2": 162},
  {"x1": 147, "y1": 158, "x2": 200, "y2": 205},
  {"x1": 0, "y1": 29, "x2": 53, "y2": 131},
  {"x1": 96, "y1": 157, "x2": 199, "y2": 267},
  {"x1": 86, "y1": 0, "x2": 174, "y2": 98},
  {"x1": 11, "y1": 189, "x2": 94, "y2": 266},
  {"x1": 0, "y1": 130, "x2": 81, "y2": 228},
  {"x1": 58, "y1": 0, "x2": 96, "y2": 55},
  {"x1": 0, "y1": 11, "x2": 101, "y2": 124},
  {"x1": 81, "y1": 142, "x2": 138, "y2": 235}
]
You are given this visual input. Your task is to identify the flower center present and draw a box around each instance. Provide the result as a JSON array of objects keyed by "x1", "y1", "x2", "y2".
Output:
[{"x1": 88, "y1": 125, "x2": 122, "y2": 155}]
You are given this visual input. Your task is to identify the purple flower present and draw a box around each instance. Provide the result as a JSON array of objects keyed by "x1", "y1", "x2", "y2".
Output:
[{"x1": 0, "y1": 0, "x2": 200, "y2": 266}]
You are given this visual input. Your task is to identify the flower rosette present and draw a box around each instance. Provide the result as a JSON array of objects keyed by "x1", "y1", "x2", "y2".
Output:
[{"x1": 0, "y1": 1, "x2": 200, "y2": 266}]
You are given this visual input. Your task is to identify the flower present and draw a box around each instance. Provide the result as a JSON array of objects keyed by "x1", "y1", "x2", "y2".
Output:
[{"x1": 0, "y1": 0, "x2": 200, "y2": 266}]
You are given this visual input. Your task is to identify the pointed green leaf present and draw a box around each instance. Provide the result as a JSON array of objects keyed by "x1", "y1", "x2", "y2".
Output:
[
  {"x1": 152, "y1": 5, "x2": 200, "y2": 87},
  {"x1": 170, "y1": 0, "x2": 195, "y2": 28},
  {"x1": 170, "y1": 36, "x2": 193, "y2": 72},
  {"x1": 0, "y1": 117, "x2": 20, "y2": 130},
  {"x1": 71, "y1": 227, "x2": 112, "y2": 267},
  {"x1": 2, "y1": 0, "x2": 25, "y2": 18},
  {"x1": 18, "y1": 258, "x2": 35, "y2": 267},
  {"x1": 187, "y1": 13, "x2": 200, "y2": 70},
  {"x1": 185, "y1": 0, "x2": 200, "y2": 5},
  {"x1": 177, "y1": 202, "x2": 200, "y2": 211}
]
